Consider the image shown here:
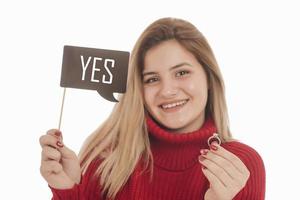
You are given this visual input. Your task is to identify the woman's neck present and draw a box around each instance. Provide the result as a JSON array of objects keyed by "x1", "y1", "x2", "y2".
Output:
[{"x1": 146, "y1": 116, "x2": 217, "y2": 171}]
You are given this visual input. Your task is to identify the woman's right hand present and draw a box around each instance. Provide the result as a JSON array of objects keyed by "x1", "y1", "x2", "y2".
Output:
[{"x1": 39, "y1": 129, "x2": 81, "y2": 189}]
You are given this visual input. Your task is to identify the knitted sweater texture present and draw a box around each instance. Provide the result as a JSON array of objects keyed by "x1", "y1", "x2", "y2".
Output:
[{"x1": 50, "y1": 117, "x2": 265, "y2": 199}]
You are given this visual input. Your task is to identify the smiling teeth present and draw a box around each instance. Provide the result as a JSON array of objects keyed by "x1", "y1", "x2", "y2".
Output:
[{"x1": 161, "y1": 100, "x2": 188, "y2": 109}]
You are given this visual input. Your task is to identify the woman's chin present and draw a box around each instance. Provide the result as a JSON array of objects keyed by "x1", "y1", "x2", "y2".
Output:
[
  {"x1": 151, "y1": 114, "x2": 190, "y2": 133},
  {"x1": 158, "y1": 121, "x2": 187, "y2": 133}
]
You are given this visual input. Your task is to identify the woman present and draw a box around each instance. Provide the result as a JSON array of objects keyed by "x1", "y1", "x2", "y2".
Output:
[{"x1": 39, "y1": 17, "x2": 265, "y2": 200}]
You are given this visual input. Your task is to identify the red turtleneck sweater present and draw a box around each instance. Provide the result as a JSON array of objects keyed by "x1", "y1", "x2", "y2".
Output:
[{"x1": 50, "y1": 117, "x2": 265, "y2": 200}]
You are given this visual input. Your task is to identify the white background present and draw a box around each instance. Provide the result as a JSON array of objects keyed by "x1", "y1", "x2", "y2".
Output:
[{"x1": 1, "y1": 0, "x2": 299, "y2": 199}]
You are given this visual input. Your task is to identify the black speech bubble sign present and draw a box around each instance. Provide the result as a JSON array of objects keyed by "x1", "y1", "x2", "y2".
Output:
[{"x1": 60, "y1": 45, "x2": 129, "y2": 102}]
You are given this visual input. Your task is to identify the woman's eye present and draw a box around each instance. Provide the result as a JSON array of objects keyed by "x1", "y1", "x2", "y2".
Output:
[
  {"x1": 176, "y1": 70, "x2": 189, "y2": 77},
  {"x1": 144, "y1": 77, "x2": 159, "y2": 84}
]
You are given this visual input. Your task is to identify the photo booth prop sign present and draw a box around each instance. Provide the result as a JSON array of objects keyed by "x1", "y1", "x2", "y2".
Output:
[{"x1": 60, "y1": 45, "x2": 130, "y2": 102}]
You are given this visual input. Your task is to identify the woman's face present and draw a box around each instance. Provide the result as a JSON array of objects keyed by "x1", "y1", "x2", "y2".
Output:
[{"x1": 143, "y1": 39, "x2": 209, "y2": 133}]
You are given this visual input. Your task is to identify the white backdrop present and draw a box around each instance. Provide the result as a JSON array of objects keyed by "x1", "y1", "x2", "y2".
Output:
[{"x1": 1, "y1": 0, "x2": 299, "y2": 199}]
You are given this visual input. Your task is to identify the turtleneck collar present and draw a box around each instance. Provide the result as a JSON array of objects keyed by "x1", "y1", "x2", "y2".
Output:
[{"x1": 146, "y1": 116, "x2": 217, "y2": 171}]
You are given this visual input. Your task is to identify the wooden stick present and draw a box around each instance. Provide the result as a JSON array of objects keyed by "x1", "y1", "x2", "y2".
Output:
[{"x1": 58, "y1": 88, "x2": 66, "y2": 130}]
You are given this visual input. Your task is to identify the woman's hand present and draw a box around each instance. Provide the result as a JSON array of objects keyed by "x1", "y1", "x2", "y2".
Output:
[
  {"x1": 39, "y1": 129, "x2": 81, "y2": 189},
  {"x1": 198, "y1": 141, "x2": 250, "y2": 200}
]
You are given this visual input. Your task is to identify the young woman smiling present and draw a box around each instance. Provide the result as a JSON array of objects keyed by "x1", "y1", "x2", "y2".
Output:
[{"x1": 40, "y1": 17, "x2": 265, "y2": 200}]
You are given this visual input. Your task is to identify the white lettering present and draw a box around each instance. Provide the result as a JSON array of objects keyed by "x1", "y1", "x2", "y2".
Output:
[
  {"x1": 102, "y1": 59, "x2": 114, "y2": 84},
  {"x1": 91, "y1": 57, "x2": 102, "y2": 83},
  {"x1": 80, "y1": 55, "x2": 92, "y2": 81}
]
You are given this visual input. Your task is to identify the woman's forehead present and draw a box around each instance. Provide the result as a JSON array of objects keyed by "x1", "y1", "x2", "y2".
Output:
[
  {"x1": 142, "y1": 62, "x2": 193, "y2": 76},
  {"x1": 143, "y1": 40, "x2": 197, "y2": 72}
]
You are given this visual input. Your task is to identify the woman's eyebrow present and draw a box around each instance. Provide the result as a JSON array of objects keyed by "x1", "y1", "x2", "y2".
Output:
[
  {"x1": 170, "y1": 62, "x2": 192, "y2": 70},
  {"x1": 142, "y1": 62, "x2": 192, "y2": 77}
]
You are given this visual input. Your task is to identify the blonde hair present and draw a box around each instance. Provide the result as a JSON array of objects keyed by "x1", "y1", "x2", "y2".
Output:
[{"x1": 78, "y1": 17, "x2": 233, "y2": 199}]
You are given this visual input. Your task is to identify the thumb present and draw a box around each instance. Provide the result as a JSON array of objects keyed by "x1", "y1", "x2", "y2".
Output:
[
  {"x1": 55, "y1": 136, "x2": 81, "y2": 184},
  {"x1": 51, "y1": 130, "x2": 77, "y2": 160},
  {"x1": 55, "y1": 138, "x2": 77, "y2": 160},
  {"x1": 58, "y1": 143, "x2": 77, "y2": 160}
]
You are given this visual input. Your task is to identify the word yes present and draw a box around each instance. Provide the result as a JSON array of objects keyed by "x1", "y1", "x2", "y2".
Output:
[{"x1": 80, "y1": 55, "x2": 114, "y2": 84}]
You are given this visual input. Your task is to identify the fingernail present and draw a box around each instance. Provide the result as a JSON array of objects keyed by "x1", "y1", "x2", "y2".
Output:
[
  {"x1": 200, "y1": 149, "x2": 209, "y2": 155},
  {"x1": 198, "y1": 155, "x2": 205, "y2": 162},
  {"x1": 54, "y1": 131, "x2": 61, "y2": 137},
  {"x1": 56, "y1": 141, "x2": 64, "y2": 148},
  {"x1": 210, "y1": 143, "x2": 218, "y2": 151}
]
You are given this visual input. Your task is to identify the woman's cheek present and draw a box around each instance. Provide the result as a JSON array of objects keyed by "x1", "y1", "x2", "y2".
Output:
[
  {"x1": 184, "y1": 80, "x2": 208, "y2": 106},
  {"x1": 143, "y1": 87, "x2": 156, "y2": 110},
  {"x1": 183, "y1": 81, "x2": 198, "y2": 94}
]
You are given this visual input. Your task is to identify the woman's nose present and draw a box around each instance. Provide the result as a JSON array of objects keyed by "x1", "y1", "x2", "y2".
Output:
[{"x1": 159, "y1": 80, "x2": 178, "y2": 98}]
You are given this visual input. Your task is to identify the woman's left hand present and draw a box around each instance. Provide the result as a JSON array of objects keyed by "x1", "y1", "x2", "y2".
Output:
[{"x1": 198, "y1": 141, "x2": 250, "y2": 200}]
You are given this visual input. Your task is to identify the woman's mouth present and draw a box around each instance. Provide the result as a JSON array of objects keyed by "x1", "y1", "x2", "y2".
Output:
[{"x1": 159, "y1": 99, "x2": 189, "y2": 112}]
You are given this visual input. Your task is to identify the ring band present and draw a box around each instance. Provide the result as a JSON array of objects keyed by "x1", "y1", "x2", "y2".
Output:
[{"x1": 207, "y1": 133, "x2": 221, "y2": 147}]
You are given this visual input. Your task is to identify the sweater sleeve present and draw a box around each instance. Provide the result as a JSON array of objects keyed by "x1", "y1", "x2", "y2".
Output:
[
  {"x1": 222, "y1": 141, "x2": 266, "y2": 200},
  {"x1": 49, "y1": 158, "x2": 103, "y2": 200}
]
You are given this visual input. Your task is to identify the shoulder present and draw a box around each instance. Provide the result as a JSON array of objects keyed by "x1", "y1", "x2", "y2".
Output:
[
  {"x1": 81, "y1": 156, "x2": 104, "y2": 183},
  {"x1": 81, "y1": 157, "x2": 103, "y2": 192},
  {"x1": 221, "y1": 140, "x2": 265, "y2": 172}
]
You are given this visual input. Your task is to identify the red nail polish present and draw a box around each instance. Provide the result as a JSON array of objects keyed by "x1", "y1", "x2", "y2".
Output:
[
  {"x1": 56, "y1": 141, "x2": 64, "y2": 148},
  {"x1": 210, "y1": 143, "x2": 218, "y2": 151},
  {"x1": 200, "y1": 149, "x2": 209, "y2": 155},
  {"x1": 198, "y1": 155, "x2": 205, "y2": 162},
  {"x1": 54, "y1": 131, "x2": 61, "y2": 137}
]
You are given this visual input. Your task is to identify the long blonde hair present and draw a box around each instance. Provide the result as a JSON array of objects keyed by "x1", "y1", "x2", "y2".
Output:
[{"x1": 78, "y1": 17, "x2": 233, "y2": 199}]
